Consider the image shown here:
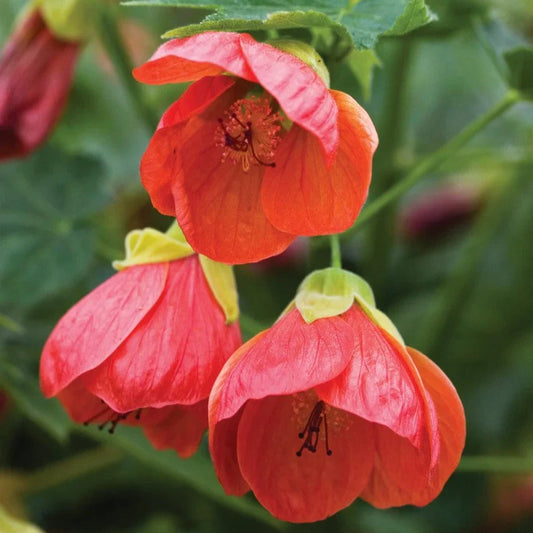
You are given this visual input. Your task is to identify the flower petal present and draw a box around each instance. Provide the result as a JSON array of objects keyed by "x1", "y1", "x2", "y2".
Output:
[
  {"x1": 57, "y1": 378, "x2": 111, "y2": 424},
  {"x1": 82, "y1": 257, "x2": 241, "y2": 411},
  {"x1": 361, "y1": 348, "x2": 466, "y2": 508},
  {"x1": 133, "y1": 32, "x2": 257, "y2": 85},
  {"x1": 261, "y1": 90, "x2": 377, "y2": 235},
  {"x1": 316, "y1": 305, "x2": 433, "y2": 449},
  {"x1": 40, "y1": 264, "x2": 168, "y2": 397},
  {"x1": 239, "y1": 35, "x2": 338, "y2": 160},
  {"x1": 140, "y1": 76, "x2": 238, "y2": 216},
  {"x1": 170, "y1": 107, "x2": 295, "y2": 264},
  {"x1": 212, "y1": 308, "x2": 354, "y2": 424},
  {"x1": 236, "y1": 391, "x2": 374, "y2": 522},
  {"x1": 142, "y1": 400, "x2": 208, "y2": 459}
]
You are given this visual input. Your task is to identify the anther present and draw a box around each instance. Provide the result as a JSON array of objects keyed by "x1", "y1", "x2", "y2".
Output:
[
  {"x1": 295, "y1": 400, "x2": 333, "y2": 457},
  {"x1": 215, "y1": 96, "x2": 280, "y2": 171}
]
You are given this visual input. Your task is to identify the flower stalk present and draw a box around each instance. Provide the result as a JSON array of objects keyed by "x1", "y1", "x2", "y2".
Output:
[{"x1": 342, "y1": 89, "x2": 522, "y2": 238}]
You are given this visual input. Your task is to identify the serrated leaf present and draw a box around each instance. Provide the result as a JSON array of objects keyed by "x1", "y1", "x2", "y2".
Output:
[
  {"x1": 0, "y1": 359, "x2": 72, "y2": 442},
  {"x1": 504, "y1": 47, "x2": 533, "y2": 100},
  {"x1": 385, "y1": 0, "x2": 436, "y2": 36},
  {"x1": 0, "y1": 147, "x2": 109, "y2": 307},
  {"x1": 124, "y1": 0, "x2": 434, "y2": 50}
]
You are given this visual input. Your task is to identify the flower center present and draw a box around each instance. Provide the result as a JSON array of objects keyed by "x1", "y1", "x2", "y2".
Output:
[
  {"x1": 296, "y1": 400, "x2": 333, "y2": 457},
  {"x1": 215, "y1": 96, "x2": 281, "y2": 172},
  {"x1": 83, "y1": 402, "x2": 142, "y2": 434}
]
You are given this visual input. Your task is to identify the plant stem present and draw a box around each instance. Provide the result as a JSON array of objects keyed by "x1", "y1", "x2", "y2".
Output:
[
  {"x1": 342, "y1": 89, "x2": 522, "y2": 239},
  {"x1": 330, "y1": 234, "x2": 342, "y2": 268},
  {"x1": 458, "y1": 455, "x2": 533, "y2": 474},
  {"x1": 22, "y1": 446, "x2": 122, "y2": 495},
  {"x1": 363, "y1": 38, "x2": 413, "y2": 291},
  {"x1": 97, "y1": 6, "x2": 157, "y2": 132}
]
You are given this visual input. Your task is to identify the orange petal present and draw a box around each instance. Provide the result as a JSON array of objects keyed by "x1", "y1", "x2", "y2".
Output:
[
  {"x1": 171, "y1": 111, "x2": 295, "y2": 263},
  {"x1": 236, "y1": 391, "x2": 374, "y2": 522},
  {"x1": 261, "y1": 90, "x2": 378, "y2": 235},
  {"x1": 361, "y1": 348, "x2": 465, "y2": 508},
  {"x1": 140, "y1": 76, "x2": 238, "y2": 216},
  {"x1": 142, "y1": 400, "x2": 208, "y2": 459},
  {"x1": 133, "y1": 32, "x2": 257, "y2": 85},
  {"x1": 317, "y1": 305, "x2": 436, "y2": 453}
]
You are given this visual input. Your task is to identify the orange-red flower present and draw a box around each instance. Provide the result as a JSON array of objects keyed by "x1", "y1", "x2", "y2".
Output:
[
  {"x1": 209, "y1": 273, "x2": 465, "y2": 521},
  {"x1": 0, "y1": 8, "x2": 80, "y2": 160},
  {"x1": 40, "y1": 226, "x2": 241, "y2": 456},
  {"x1": 134, "y1": 32, "x2": 378, "y2": 264}
]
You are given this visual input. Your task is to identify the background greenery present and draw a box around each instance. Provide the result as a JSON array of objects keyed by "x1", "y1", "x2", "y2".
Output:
[{"x1": 1, "y1": 0, "x2": 533, "y2": 531}]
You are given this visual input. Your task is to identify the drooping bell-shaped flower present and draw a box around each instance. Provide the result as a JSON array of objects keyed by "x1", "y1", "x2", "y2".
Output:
[
  {"x1": 0, "y1": 0, "x2": 96, "y2": 159},
  {"x1": 40, "y1": 223, "x2": 242, "y2": 457},
  {"x1": 209, "y1": 268, "x2": 465, "y2": 521},
  {"x1": 134, "y1": 32, "x2": 378, "y2": 264}
]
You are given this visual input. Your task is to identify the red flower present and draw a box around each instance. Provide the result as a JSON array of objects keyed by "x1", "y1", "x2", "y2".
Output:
[
  {"x1": 0, "y1": 9, "x2": 80, "y2": 160},
  {"x1": 134, "y1": 32, "x2": 378, "y2": 264},
  {"x1": 40, "y1": 228, "x2": 241, "y2": 456},
  {"x1": 209, "y1": 293, "x2": 465, "y2": 521}
]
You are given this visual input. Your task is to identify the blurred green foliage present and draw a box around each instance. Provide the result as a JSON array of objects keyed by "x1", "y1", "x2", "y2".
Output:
[{"x1": 1, "y1": 0, "x2": 533, "y2": 532}]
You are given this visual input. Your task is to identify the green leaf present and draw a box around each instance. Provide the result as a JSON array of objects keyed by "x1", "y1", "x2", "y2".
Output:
[
  {"x1": 0, "y1": 359, "x2": 72, "y2": 442},
  {"x1": 504, "y1": 46, "x2": 533, "y2": 100},
  {"x1": 124, "y1": 0, "x2": 435, "y2": 50},
  {"x1": 385, "y1": 0, "x2": 436, "y2": 36},
  {"x1": 77, "y1": 425, "x2": 286, "y2": 529},
  {"x1": 0, "y1": 147, "x2": 109, "y2": 307}
]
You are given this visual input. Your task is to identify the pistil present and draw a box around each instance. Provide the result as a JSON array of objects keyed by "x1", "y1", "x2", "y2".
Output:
[
  {"x1": 296, "y1": 400, "x2": 333, "y2": 457},
  {"x1": 216, "y1": 95, "x2": 281, "y2": 171}
]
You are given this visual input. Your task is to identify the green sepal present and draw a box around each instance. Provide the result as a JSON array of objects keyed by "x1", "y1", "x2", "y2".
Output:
[
  {"x1": 268, "y1": 40, "x2": 330, "y2": 88},
  {"x1": 295, "y1": 267, "x2": 404, "y2": 345},
  {"x1": 113, "y1": 223, "x2": 194, "y2": 271},
  {"x1": 199, "y1": 256, "x2": 239, "y2": 325},
  {"x1": 34, "y1": 0, "x2": 99, "y2": 41},
  {"x1": 295, "y1": 268, "x2": 375, "y2": 323},
  {"x1": 0, "y1": 504, "x2": 44, "y2": 533}
]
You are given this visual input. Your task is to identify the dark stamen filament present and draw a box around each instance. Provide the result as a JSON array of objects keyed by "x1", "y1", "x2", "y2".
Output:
[
  {"x1": 83, "y1": 405, "x2": 143, "y2": 434},
  {"x1": 296, "y1": 400, "x2": 333, "y2": 457}
]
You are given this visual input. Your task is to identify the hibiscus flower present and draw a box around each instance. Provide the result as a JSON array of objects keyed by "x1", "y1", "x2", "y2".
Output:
[
  {"x1": 208, "y1": 268, "x2": 465, "y2": 521},
  {"x1": 134, "y1": 32, "x2": 378, "y2": 264},
  {"x1": 40, "y1": 224, "x2": 241, "y2": 456}
]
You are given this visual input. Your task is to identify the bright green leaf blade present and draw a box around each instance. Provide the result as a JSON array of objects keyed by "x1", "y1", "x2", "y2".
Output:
[
  {"x1": 78, "y1": 425, "x2": 286, "y2": 530},
  {"x1": 504, "y1": 46, "x2": 533, "y2": 100},
  {"x1": 124, "y1": 0, "x2": 435, "y2": 49},
  {"x1": 384, "y1": 0, "x2": 436, "y2": 36},
  {"x1": 0, "y1": 360, "x2": 72, "y2": 442}
]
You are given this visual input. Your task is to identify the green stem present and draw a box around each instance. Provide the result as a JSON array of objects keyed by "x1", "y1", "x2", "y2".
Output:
[
  {"x1": 363, "y1": 38, "x2": 413, "y2": 291},
  {"x1": 97, "y1": 7, "x2": 157, "y2": 132},
  {"x1": 329, "y1": 234, "x2": 342, "y2": 268},
  {"x1": 342, "y1": 89, "x2": 522, "y2": 239},
  {"x1": 458, "y1": 455, "x2": 533, "y2": 474},
  {"x1": 417, "y1": 169, "x2": 522, "y2": 354},
  {"x1": 22, "y1": 446, "x2": 122, "y2": 495}
]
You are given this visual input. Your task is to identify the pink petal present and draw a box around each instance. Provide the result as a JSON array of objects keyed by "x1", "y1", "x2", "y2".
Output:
[{"x1": 40, "y1": 264, "x2": 168, "y2": 397}]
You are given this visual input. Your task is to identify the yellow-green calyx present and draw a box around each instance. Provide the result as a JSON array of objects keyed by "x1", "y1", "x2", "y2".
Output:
[
  {"x1": 113, "y1": 223, "x2": 239, "y2": 324},
  {"x1": 33, "y1": 0, "x2": 98, "y2": 41},
  {"x1": 0, "y1": 503, "x2": 44, "y2": 533},
  {"x1": 268, "y1": 39, "x2": 330, "y2": 88},
  {"x1": 295, "y1": 268, "x2": 404, "y2": 345}
]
